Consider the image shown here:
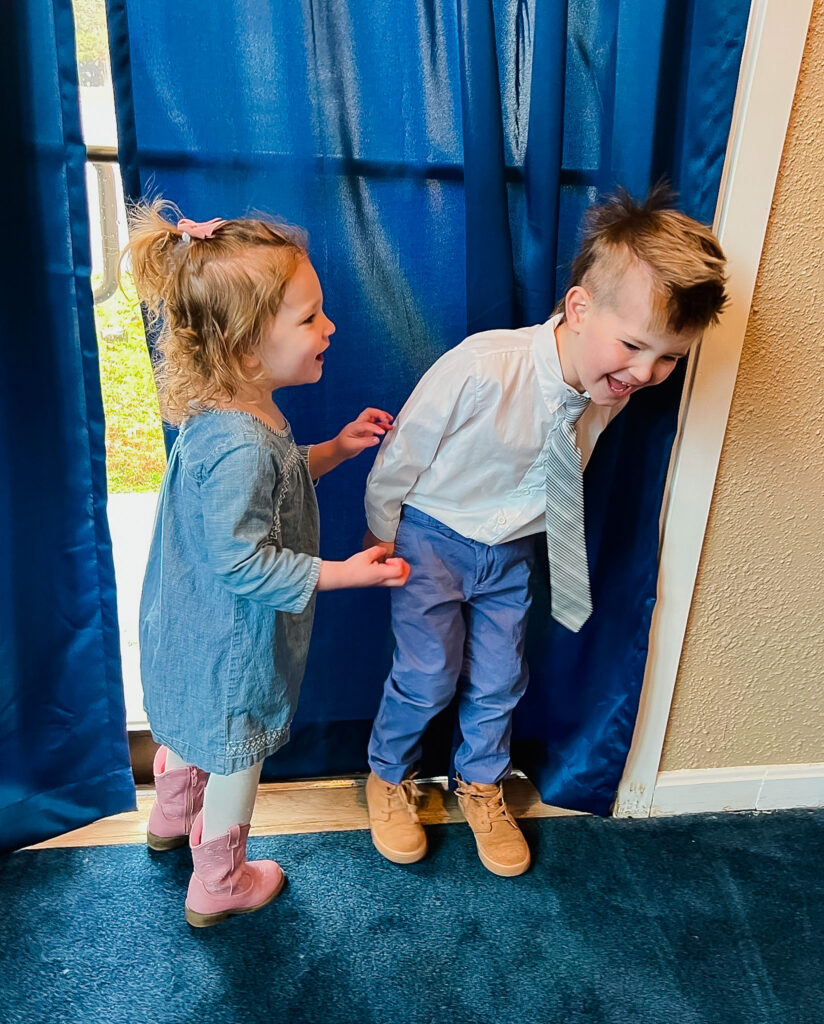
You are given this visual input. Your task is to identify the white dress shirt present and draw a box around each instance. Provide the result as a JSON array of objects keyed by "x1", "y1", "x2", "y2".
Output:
[{"x1": 365, "y1": 314, "x2": 627, "y2": 545}]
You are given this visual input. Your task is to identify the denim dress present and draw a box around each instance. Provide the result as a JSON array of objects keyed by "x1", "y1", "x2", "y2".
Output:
[{"x1": 139, "y1": 410, "x2": 321, "y2": 774}]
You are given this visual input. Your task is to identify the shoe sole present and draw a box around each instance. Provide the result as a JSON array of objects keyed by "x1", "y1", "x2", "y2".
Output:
[
  {"x1": 184, "y1": 872, "x2": 287, "y2": 928},
  {"x1": 476, "y1": 845, "x2": 531, "y2": 877},
  {"x1": 370, "y1": 828, "x2": 427, "y2": 865},
  {"x1": 147, "y1": 831, "x2": 188, "y2": 852}
]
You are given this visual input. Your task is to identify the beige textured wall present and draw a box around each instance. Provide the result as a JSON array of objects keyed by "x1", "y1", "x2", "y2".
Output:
[{"x1": 660, "y1": 3, "x2": 824, "y2": 772}]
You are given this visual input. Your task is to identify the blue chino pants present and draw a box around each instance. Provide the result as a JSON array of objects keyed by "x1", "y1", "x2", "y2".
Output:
[{"x1": 368, "y1": 506, "x2": 535, "y2": 785}]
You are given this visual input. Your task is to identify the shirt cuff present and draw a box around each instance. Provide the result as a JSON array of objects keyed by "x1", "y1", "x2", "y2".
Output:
[
  {"x1": 365, "y1": 509, "x2": 399, "y2": 544},
  {"x1": 295, "y1": 556, "x2": 322, "y2": 612}
]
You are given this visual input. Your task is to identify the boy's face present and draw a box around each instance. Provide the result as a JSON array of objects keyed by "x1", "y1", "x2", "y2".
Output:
[{"x1": 558, "y1": 263, "x2": 696, "y2": 407}]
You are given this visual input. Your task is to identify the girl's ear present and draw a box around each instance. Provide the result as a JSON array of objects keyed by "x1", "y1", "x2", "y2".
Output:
[{"x1": 564, "y1": 286, "x2": 590, "y2": 332}]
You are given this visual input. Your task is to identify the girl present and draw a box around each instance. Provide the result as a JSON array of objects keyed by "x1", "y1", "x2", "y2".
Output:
[{"x1": 125, "y1": 202, "x2": 409, "y2": 927}]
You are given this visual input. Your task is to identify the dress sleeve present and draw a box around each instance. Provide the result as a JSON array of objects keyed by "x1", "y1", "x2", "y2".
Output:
[
  {"x1": 364, "y1": 348, "x2": 477, "y2": 541},
  {"x1": 199, "y1": 439, "x2": 321, "y2": 613},
  {"x1": 296, "y1": 444, "x2": 319, "y2": 486}
]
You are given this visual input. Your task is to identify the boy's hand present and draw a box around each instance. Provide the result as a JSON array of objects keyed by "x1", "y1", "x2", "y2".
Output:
[
  {"x1": 362, "y1": 529, "x2": 394, "y2": 558},
  {"x1": 335, "y1": 408, "x2": 394, "y2": 460},
  {"x1": 316, "y1": 547, "x2": 410, "y2": 591}
]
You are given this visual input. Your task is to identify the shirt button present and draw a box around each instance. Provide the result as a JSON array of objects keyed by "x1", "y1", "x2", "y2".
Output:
[{"x1": 496, "y1": 512, "x2": 507, "y2": 526}]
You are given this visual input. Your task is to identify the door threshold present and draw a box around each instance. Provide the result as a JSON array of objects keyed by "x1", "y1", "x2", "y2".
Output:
[{"x1": 27, "y1": 775, "x2": 578, "y2": 850}]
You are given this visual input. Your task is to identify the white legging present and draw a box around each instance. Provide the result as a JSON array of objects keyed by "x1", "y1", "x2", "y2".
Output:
[{"x1": 165, "y1": 748, "x2": 263, "y2": 843}]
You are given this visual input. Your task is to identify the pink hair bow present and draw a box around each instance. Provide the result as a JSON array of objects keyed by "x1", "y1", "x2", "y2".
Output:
[{"x1": 177, "y1": 217, "x2": 226, "y2": 241}]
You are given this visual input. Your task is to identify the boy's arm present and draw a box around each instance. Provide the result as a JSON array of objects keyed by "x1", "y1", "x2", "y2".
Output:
[{"x1": 365, "y1": 350, "x2": 476, "y2": 543}]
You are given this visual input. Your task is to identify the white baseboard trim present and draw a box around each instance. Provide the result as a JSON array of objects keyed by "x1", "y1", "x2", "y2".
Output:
[{"x1": 650, "y1": 763, "x2": 824, "y2": 816}]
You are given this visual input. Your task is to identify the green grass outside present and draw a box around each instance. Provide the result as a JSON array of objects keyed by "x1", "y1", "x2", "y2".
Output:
[{"x1": 95, "y1": 274, "x2": 167, "y2": 493}]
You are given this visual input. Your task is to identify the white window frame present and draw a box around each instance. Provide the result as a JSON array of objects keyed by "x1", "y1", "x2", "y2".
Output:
[{"x1": 614, "y1": 0, "x2": 814, "y2": 818}]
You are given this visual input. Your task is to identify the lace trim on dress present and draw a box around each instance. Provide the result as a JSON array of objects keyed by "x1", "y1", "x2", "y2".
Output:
[
  {"x1": 226, "y1": 725, "x2": 290, "y2": 758},
  {"x1": 267, "y1": 442, "x2": 302, "y2": 544}
]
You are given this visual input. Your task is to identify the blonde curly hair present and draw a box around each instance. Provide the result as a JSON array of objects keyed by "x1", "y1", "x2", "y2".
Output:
[{"x1": 122, "y1": 199, "x2": 308, "y2": 424}]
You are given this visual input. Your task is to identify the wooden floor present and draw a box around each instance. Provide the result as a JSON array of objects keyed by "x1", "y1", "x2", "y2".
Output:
[{"x1": 29, "y1": 775, "x2": 577, "y2": 850}]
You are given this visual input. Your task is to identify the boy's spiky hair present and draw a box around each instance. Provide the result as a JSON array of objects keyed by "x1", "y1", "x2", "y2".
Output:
[{"x1": 568, "y1": 182, "x2": 727, "y2": 335}]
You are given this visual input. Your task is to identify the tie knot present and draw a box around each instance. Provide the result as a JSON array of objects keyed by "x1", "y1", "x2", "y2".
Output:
[{"x1": 562, "y1": 392, "x2": 590, "y2": 425}]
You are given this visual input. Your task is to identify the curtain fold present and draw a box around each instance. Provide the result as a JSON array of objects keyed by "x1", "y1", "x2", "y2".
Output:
[
  {"x1": 0, "y1": 0, "x2": 135, "y2": 852},
  {"x1": 457, "y1": 0, "x2": 516, "y2": 333},
  {"x1": 105, "y1": 0, "x2": 749, "y2": 812}
]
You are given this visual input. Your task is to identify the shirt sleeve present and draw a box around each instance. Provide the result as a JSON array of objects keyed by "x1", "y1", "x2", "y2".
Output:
[
  {"x1": 365, "y1": 348, "x2": 477, "y2": 541},
  {"x1": 199, "y1": 439, "x2": 321, "y2": 613}
]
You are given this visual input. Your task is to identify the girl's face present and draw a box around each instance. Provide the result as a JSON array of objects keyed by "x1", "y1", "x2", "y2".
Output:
[{"x1": 253, "y1": 259, "x2": 335, "y2": 389}]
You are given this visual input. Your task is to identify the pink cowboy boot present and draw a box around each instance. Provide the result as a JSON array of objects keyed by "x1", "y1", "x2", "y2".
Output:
[
  {"x1": 146, "y1": 746, "x2": 207, "y2": 851},
  {"x1": 185, "y1": 812, "x2": 286, "y2": 928}
]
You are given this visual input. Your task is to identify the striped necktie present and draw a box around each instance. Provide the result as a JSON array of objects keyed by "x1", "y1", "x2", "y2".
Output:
[{"x1": 545, "y1": 392, "x2": 592, "y2": 632}]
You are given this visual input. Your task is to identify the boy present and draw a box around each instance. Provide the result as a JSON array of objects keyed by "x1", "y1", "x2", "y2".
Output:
[{"x1": 363, "y1": 186, "x2": 727, "y2": 876}]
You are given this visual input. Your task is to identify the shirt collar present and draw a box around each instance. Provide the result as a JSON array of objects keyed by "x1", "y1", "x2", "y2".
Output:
[{"x1": 533, "y1": 313, "x2": 589, "y2": 412}]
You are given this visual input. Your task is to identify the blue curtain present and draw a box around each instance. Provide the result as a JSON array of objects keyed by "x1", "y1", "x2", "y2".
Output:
[
  {"x1": 0, "y1": 0, "x2": 135, "y2": 852},
  {"x1": 106, "y1": 0, "x2": 749, "y2": 812}
]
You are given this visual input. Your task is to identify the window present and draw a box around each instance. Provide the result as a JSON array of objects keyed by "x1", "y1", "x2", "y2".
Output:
[{"x1": 73, "y1": 0, "x2": 165, "y2": 729}]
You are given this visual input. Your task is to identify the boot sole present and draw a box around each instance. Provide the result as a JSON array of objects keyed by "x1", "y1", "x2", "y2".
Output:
[
  {"x1": 184, "y1": 872, "x2": 287, "y2": 928},
  {"x1": 370, "y1": 828, "x2": 427, "y2": 865},
  {"x1": 476, "y1": 845, "x2": 531, "y2": 877},
  {"x1": 147, "y1": 831, "x2": 188, "y2": 852}
]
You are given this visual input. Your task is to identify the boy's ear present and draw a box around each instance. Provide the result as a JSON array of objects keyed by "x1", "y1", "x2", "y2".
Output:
[{"x1": 564, "y1": 286, "x2": 590, "y2": 331}]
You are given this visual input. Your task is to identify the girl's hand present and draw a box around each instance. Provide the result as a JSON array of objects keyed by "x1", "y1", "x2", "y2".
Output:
[
  {"x1": 316, "y1": 547, "x2": 410, "y2": 591},
  {"x1": 335, "y1": 408, "x2": 394, "y2": 460}
]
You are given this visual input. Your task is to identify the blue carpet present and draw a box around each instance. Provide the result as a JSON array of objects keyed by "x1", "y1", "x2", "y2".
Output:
[{"x1": 2, "y1": 809, "x2": 822, "y2": 1024}]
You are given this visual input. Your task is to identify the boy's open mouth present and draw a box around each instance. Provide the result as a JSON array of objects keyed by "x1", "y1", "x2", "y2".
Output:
[{"x1": 607, "y1": 374, "x2": 631, "y2": 394}]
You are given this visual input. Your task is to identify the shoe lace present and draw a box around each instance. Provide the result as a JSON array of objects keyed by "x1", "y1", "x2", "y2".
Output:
[
  {"x1": 456, "y1": 781, "x2": 514, "y2": 826},
  {"x1": 387, "y1": 778, "x2": 423, "y2": 823}
]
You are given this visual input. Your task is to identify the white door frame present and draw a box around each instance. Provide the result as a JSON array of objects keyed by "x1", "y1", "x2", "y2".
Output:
[{"x1": 613, "y1": 0, "x2": 814, "y2": 818}]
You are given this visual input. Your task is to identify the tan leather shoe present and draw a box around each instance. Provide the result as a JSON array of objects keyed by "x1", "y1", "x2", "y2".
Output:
[
  {"x1": 365, "y1": 771, "x2": 428, "y2": 864},
  {"x1": 456, "y1": 778, "x2": 531, "y2": 877}
]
